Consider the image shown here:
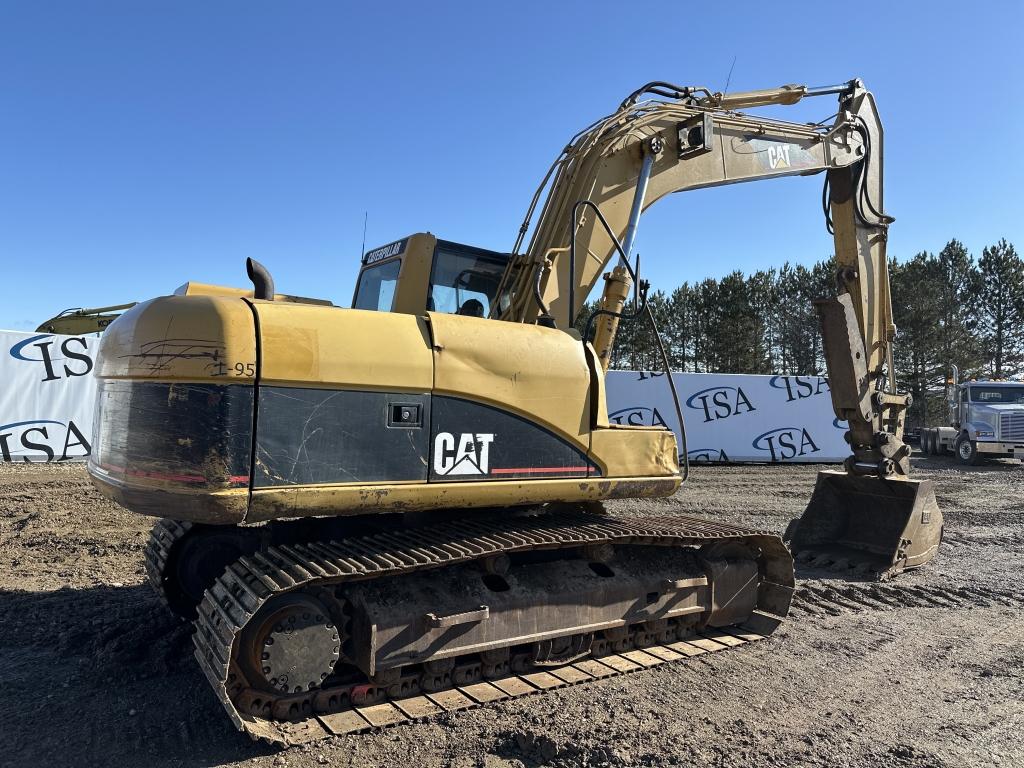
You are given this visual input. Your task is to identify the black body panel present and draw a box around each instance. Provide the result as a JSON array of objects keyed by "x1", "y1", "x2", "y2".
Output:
[
  {"x1": 254, "y1": 387, "x2": 430, "y2": 487},
  {"x1": 93, "y1": 383, "x2": 594, "y2": 490},
  {"x1": 91, "y1": 380, "x2": 253, "y2": 488},
  {"x1": 429, "y1": 396, "x2": 594, "y2": 481}
]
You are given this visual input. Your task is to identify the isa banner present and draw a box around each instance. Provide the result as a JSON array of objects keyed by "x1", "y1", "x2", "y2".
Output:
[
  {"x1": 606, "y1": 370, "x2": 848, "y2": 464},
  {"x1": 0, "y1": 329, "x2": 98, "y2": 462}
]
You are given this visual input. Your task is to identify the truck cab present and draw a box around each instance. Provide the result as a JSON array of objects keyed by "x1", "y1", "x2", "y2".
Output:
[{"x1": 921, "y1": 375, "x2": 1024, "y2": 464}]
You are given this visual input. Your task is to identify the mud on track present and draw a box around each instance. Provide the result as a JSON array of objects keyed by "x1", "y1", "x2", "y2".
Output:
[{"x1": 1, "y1": 457, "x2": 1022, "y2": 768}]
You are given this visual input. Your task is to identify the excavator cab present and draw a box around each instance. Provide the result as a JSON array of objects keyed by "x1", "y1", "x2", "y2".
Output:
[{"x1": 353, "y1": 233, "x2": 510, "y2": 316}]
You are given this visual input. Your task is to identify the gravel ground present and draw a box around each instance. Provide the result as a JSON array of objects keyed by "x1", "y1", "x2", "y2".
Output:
[{"x1": 0, "y1": 457, "x2": 1021, "y2": 768}]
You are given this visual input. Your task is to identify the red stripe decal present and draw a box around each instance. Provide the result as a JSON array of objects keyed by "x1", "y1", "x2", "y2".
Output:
[
  {"x1": 98, "y1": 462, "x2": 249, "y2": 486},
  {"x1": 490, "y1": 466, "x2": 590, "y2": 475}
]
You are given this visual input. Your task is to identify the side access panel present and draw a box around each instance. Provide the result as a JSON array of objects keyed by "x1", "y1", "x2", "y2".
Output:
[
  {"x1": 426, "y1": 311, "x2": 594, "y2": 478},
  {"x1": 255, "y1": 388, "x2": 431, "y2": 486},
  {"x1": 249, "y1": 303, "x2": 435, "y2": 513}
]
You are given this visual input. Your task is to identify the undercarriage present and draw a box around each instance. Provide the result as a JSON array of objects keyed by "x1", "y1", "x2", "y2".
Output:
[{"x1": 146, "y1": 508, "x2": 793, "y2": 745}]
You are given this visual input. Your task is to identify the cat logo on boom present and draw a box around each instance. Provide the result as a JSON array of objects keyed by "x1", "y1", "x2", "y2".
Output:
[
  {"x1": 433, "y1": 432, "x2": 495, "y2": 475},
  {"x1": 767, "y1": 144, "x2": 792, "y2": 170}
]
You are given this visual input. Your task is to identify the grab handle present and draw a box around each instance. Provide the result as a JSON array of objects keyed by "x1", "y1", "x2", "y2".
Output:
[{"x1": 424, "y1": 605, "x2": 489, "y2": 629}]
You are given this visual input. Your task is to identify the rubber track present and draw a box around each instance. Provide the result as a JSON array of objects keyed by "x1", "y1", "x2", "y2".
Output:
[
  {"x1": 193, "y1": 511, "x2": 794, "y2": 746},
  {"x1": 144, "y1": 519, "x2": 194, "y2": 614}
]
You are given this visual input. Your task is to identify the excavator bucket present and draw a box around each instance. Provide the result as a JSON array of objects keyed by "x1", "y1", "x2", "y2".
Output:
[{"x1": 786, "y1": 471, "x2": 943, "y2": 580}]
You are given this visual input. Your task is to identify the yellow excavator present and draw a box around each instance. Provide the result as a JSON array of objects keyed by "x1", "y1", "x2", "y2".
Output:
[{"x1": 88, "y1": 78, "x2": 942, "y2": 745}]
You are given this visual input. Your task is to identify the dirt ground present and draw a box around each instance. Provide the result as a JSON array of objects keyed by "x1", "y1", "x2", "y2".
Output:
[{"x1": 1, "y1": 457, "x2": 1021, "y2": 768}]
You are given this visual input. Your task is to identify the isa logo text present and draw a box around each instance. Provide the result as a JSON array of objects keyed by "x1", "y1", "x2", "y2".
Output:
[
  {"x1": 0, "y1": 420, "x2": 92, "y2": 462},
  {"x1": 608, "y1": 406, "x2": 669, "y2": 428},
  {"x1": 769, "y1": 375, "x2": 830, "y2": 402},
  {"x1": 685, "y1": 386, "x2": 756, "y2": 423},
  {"x1": 9, "y1": 334, "x2": 94, "y2": 383},
  {"x1": 752, "y1": 426, "x2": 820, "y2": 462}
]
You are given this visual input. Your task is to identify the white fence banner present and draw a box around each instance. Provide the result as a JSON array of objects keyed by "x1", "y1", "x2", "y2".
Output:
[
  {"x1": 0, "y1": 330, "x2": 98, "y2": 462},
  {"x1": 606, "y1": 370, "x2": 848, "y2": 463}
]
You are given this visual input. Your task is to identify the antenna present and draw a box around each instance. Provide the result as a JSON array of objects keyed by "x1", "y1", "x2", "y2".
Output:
[
  {"x1": 723, "y1": 55, "x2": 737, "y2": 94},
  {"x1": 360, "y1": 211, "x2": 368, "y2": 258}
]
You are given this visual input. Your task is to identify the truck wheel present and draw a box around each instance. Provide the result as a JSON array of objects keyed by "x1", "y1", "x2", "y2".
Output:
[
  {"x1": 924, "y1": 432, "x2": 934, "y2": 455},
  {"x1": 955, "y1": 434, "x2": 982, "y2": 466}
]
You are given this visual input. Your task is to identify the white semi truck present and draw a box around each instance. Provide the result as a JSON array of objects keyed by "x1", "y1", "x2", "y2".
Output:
[{"x1": 920, "y1": 365, "x2": 1024, "y2": 464}]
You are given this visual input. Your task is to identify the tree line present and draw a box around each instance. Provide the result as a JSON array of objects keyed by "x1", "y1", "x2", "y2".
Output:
[{"x1": 582, "y1": 238, "x2": 1022, "y2": 429}]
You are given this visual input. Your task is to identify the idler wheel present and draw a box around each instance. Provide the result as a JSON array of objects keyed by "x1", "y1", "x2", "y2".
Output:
[
  {"x1": 164, "y1": 527, "x2": 258, "y2": 618},
  {"x1": 243, "y1": 594, "x2": 340, "y2": 694}
]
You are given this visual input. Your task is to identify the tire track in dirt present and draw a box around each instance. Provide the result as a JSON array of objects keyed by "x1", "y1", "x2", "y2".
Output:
[
  {"x1": 943, "y1": 530, "x2": 1024, "y2": 549},
  {"x1": 790, "y1": 581, "x2": 1024, "y2": 617}
]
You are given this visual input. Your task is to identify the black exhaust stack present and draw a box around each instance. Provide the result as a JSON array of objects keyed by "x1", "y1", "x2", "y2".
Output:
[{"x1": 246, "y1": 258, "x2": 274, "y2": 300}]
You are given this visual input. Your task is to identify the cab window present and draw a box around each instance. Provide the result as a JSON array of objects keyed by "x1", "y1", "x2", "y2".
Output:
[
  {"x1": 970, "y1": 386, "x2": 1024, "y2": 404},
  {"x1": 353, "y1": 259, "x2": 401, "y2": 312},
  {"x1": 428, "y1": 244, "x2": 507, "y2": 317}
]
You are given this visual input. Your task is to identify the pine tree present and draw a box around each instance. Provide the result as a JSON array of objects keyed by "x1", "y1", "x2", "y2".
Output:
[
  {"x1": 693, "y1": 278, "x2": 718, "y2": 373},
  {"x1": 747, "y1": 269, "x2": 778, "y2": 373},
  {"x1": 890, "y1": 253, "x2": 943, "y2": 428},
  {"x1": 775, "y1": 263, "x2": 823, "y2": 375},
  {"x1": 935, "y1": 239, "x2": 984, "y2": 379},
  {"x1": 665, "y1": 284, "x2": 693, "y2": 371},
  {"x1": 976, "y1": 239, "x2": 1024, "y2": 377},
  {"x1": 700, "y1": 274, "x2": 765, "y2": 376}
]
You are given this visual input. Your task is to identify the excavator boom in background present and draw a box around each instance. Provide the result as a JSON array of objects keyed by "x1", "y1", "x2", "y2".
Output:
[
  {"x1": 85, "y1": 78, "x2": 941, "y2": 745},
  {"x1": 36, "y1": 303, "x2": 138, "y2": 335}
]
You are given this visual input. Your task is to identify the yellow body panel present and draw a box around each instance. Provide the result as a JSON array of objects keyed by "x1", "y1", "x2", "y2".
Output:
[
  {"x1": 389, "y1": 234, "x2": 436, "y2": 314},
  {"x1": 89, "y1": 290, "x2": 680, "y2": 526},
  {"x1": 95, "y1": 295, "x2": 258, "y2": 382},
  {"x1": 427, "y1": 312, "x2": 592, "y2": 451},
  {"x1": 591, "y1": 427, "x2": 679, "y2": 479},
  {"x1": 255, "y1": 302, "x2": 434, "y2": 391}
]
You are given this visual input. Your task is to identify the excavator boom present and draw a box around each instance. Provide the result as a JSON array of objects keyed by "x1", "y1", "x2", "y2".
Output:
[
  {"x1": 499, "y1": 80, "x2": 870, "y2": 329},
  {"x1": 494, "y1": 78, "x2": 941, "y2": 578}
]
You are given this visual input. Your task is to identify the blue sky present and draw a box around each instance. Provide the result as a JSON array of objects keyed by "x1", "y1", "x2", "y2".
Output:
[{"x1": 2, "y1": 1, "x2": 1021, "y2": 330}]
